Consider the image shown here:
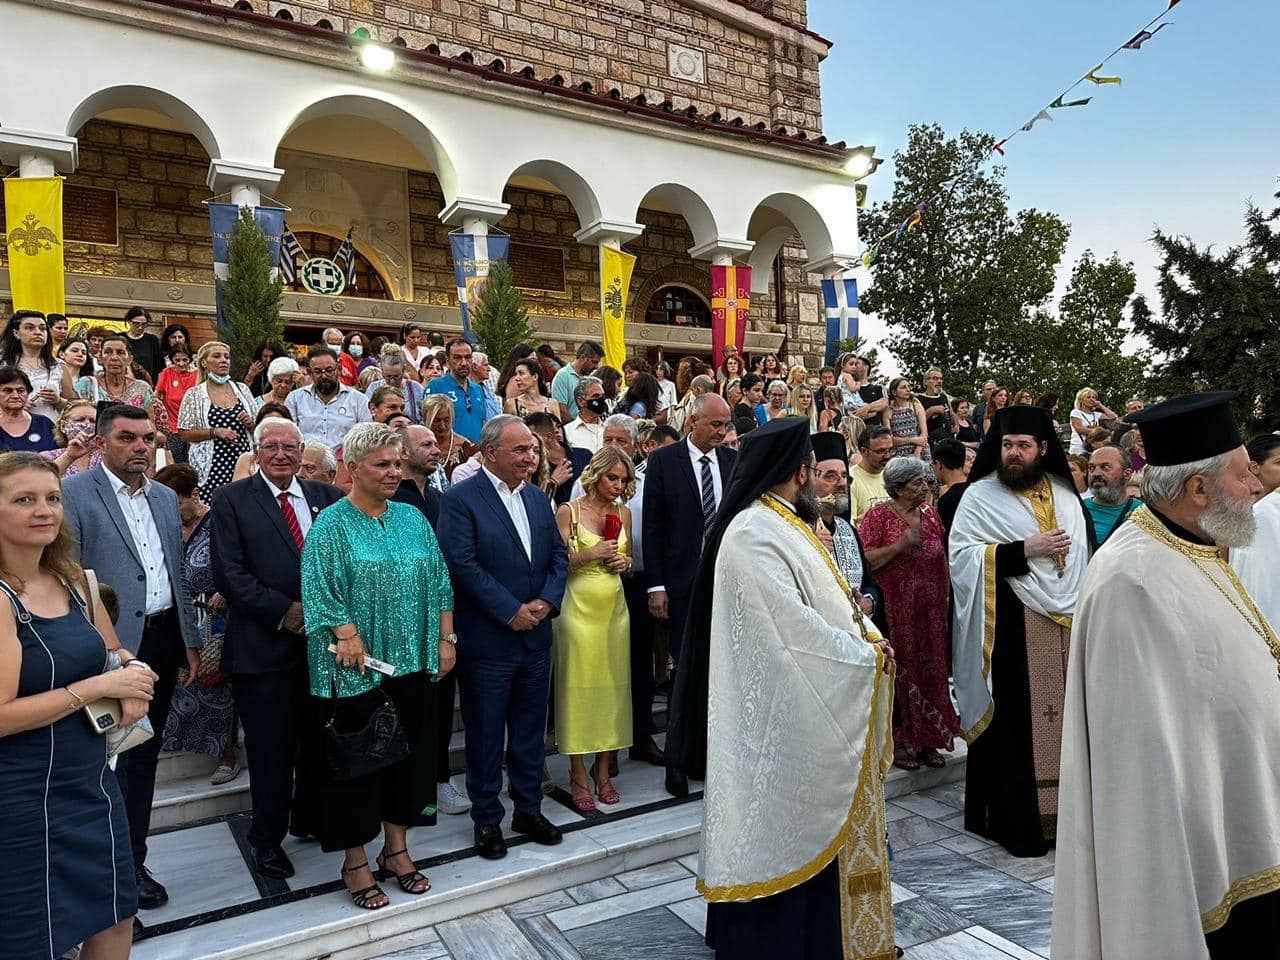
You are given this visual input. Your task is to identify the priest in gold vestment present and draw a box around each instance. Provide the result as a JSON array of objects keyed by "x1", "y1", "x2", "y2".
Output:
[
  {"x1": 682, "y1": 417, "x2": 897, "y2": 960},
  {"x1": 1054, "y1": 392, "x2": 1280, "y2": 959}
]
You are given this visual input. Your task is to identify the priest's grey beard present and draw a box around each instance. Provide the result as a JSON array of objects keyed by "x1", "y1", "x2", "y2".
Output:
[
  {"x1": 997, "y1": 455, "x2": 1046, "y2": 491},
  {"x1": 796, "y1": 475, "x2": 822, "y2": 524},
  {"x1": 818, "y1": 493, "x2": 850, "y2": 519},
  {"x1": 1198, "y1": 479, "x2": 1257, "y2": 547}
]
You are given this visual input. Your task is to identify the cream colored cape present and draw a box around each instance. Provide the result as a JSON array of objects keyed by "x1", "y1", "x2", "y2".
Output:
[
  {"x1": 1230, "y1": 490, "x2": 1280, "y2": 633},
  {"x1": 1053, "y1": 507, "x2": 1280, "y2": 959},
  {"x1": 948, "y1": 474, "x2": 1088, "y2": 740},
  {"x1": 699, "y1": 497, "x2": 895, "y2": 960}
]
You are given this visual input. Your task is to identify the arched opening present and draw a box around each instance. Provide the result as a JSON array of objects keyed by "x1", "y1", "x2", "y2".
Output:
[
  {"x1": 502, "y1": 159, "x2": 602, "y2": 228},
  {"x1": 644, "y1": 284, "x2": 711, "y2": 328},
  {"x1": 65, "y1": 84, "x2": 221, "y2": 159},
  {"x1": 633, "y1": 183, "x2": 718, "y2": 252}
]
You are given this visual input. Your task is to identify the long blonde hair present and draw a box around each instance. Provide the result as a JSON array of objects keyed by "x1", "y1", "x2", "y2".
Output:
[
  {"x1": 579, "y1": 445, "x2": 637, "y2": 502},
  {"x1": 789, "y1": 383, "x2": 818, "y2": 432},
  {"x1": 0, "y1": 453, "x2": 85, "y2": 594}
]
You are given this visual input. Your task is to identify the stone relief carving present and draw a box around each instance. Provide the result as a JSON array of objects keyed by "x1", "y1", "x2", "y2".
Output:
[{"x1": 668, "y1": 43, "x2": 706, "y2": 84}]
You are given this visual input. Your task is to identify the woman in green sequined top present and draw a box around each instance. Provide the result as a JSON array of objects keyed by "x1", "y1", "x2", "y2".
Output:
[{"x1": 301, "y1": 422, "x2": 455, "y2": 912}]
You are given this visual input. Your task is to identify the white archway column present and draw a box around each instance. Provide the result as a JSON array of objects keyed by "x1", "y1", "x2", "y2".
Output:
[
  {"x1": 439, "y1": 197, "x2": 512, "y2": 234},
  {"x1": 0, "y1": 129, "x2": 79, "y2": 177},
  {"x1": 207, "y1": 159, "x2": 284, "y2": 207},
  {"x1": 688, "y1": 238, "x2": 754, "y2": 267}
]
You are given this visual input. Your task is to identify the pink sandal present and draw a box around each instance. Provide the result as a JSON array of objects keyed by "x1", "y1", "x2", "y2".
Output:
[{"x1": 570, "y1": 778, "x2": 597, "y2": 813}]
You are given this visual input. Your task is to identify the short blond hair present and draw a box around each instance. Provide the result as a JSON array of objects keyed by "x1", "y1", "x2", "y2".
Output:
[
  {"x1": 579, "y1": 445, "x2": 637, "y2": 502},
  {"x1": 342, "y1": 422, "x2": 402, "y2": 466},
  {"x1": 195, "y1": 340, "x2": 231, "y2": 384}
]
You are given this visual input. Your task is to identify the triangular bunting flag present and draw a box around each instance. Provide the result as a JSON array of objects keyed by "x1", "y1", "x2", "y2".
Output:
[
  {"x1": 1123, "y1": 23, "x2": 1169, "y2": 49},
  {"x1": 1086, "y1": 64, "x2": 1122, "y2": 86},
  {"x1": 861, "y1": 242, "x2": 880, "y2": 270},
  {"x1": 1050, "y1": 95, "x2": 1092, "y2": 109},
  {"x1": 1021, "y1": 109, "x2": 1053, "y2": 132},
  {"x1": 993, "y1": 138, "x2": 1009, "y2": 156}
]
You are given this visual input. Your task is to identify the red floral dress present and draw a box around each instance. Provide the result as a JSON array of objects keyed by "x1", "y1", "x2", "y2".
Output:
[{"x1": 859, "y1": 502, "x2": 959, "y2": 752}]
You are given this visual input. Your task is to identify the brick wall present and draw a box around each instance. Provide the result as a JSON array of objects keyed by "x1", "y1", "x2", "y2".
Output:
[
  {"x1": 218, "y1": 0, "x2": 824, "y2": 135},
  {"x1": 3, "y1": 118, "x2": 826, "y2": 364}
]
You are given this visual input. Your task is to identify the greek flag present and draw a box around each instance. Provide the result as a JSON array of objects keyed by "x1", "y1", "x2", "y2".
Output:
[
  {"x1": 450, "y1": 231, "x2": 511, "y2": 343},
  {"x1": 821, "y1": 276, "x2": 859, "y2": 364},
  {"x1": 333, "y1": 229, "x2": 358, "y2": 291},
  {"x1": 279, "y1": 227, "x2": 306, "y2": 285}
]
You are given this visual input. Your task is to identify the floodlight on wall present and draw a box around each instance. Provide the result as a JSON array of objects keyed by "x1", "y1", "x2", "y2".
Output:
[
  {"x1": 843, "y1": 148, "x2": 876, "y2": 179},
  {"x1": 350, "y1": 27, "x2": 396, "y2": 72}
]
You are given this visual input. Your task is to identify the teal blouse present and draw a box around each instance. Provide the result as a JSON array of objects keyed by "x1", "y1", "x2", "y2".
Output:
[{"x1": 301, "y1": 498, "x2": 453, "y2": 698}]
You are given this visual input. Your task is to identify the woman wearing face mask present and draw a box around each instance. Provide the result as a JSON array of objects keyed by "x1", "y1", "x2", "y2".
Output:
[
  {"x1": 177, "y1": 341, "x2": 257, "y2": 503},
  {"x1": 42, "y1": 400, "x2": 102, "y2": 477},
  {"x1": 338, "y1": 332, "x2": 370, "y2": 387}
]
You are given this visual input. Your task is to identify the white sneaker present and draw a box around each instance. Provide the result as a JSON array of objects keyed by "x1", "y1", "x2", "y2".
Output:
[{"x1": 438, "y1": 782, "x2": 472, "y2": 815}]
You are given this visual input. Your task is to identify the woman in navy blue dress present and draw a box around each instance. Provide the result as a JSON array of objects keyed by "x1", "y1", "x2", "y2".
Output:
[{"x1": 0, "y1": 452, "x2": 158, "y2": 959}]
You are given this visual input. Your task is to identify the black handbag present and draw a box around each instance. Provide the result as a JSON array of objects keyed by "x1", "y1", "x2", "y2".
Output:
[{"x1": 323, "y1": 679, "x2": 410, "y2": 782}]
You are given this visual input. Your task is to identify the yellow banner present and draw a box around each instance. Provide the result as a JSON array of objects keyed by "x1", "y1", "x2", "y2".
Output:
[
  {"x1": 3, "y1": 177, "x2": 65, "y2": 315},
  {"x1": 600, "y1": 244, "x2": 636, "y2": 372}
]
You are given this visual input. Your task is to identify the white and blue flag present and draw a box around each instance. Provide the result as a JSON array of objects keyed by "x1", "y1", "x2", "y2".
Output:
[
  {"x1": 450, "y1": 231, "x2": 511, "y2": 343},
  {"x1": 821, "y1": 275, "x2": 859, "y2": 364}
]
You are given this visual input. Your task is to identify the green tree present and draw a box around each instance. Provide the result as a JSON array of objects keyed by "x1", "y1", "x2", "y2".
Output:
[
  {"x1": 218, "y1": 206, "x2": 284, "y2": 379},
  {"x1": 1135, "y1": 190, "x2": 1280, "y2": 432},
  {"x1": 470, "y1": 259, "x2": 535, "y2": 366},
  {"x1": 858, "y1": 124, "x2": 1070, "y2": 394}
]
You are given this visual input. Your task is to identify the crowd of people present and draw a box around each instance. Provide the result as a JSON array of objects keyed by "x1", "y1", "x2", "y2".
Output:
[{"x1": 0, "y1": 304, "x2": 1276, "y2": 960}]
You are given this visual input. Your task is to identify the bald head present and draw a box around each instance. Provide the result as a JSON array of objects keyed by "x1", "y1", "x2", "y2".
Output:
[{"x1": 688, "y1": 393, "x2": 731, "y2": 453}]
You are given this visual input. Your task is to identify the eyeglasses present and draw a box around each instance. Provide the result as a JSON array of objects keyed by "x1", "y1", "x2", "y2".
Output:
[
  {"x1": 257, "y1": 443, "x2": 303, "y2": 455},
  {"x1": 816, "y1": 470, "x2": 848, "y2": 482}
]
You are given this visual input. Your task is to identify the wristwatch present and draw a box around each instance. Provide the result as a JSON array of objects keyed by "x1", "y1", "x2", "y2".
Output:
[{"x1": 442, "y1": 633, "x2": 458, "y2": 646}]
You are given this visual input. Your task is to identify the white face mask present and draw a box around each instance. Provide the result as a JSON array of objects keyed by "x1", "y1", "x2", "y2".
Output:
[
  {"x1": 349, "y1": 344, "x2": 364, "y2": 358},
  {"x1": 328, "y1": 344, "x2": 341, "y2": 355}
]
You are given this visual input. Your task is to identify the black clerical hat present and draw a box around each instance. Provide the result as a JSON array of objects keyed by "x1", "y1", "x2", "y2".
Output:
[
  {"x1": 1125, "y1": 391, "x2": 1241, "y2": 466},
  {"x1": 993, "y1": 404, "x2": 1056, "y2": 442},
  {"x1": 811, "y1": 431, "x2": 848, "y2": 465}
]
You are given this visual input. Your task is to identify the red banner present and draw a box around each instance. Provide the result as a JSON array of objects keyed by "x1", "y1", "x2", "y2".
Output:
[{"x1": 710, "y1": 263, "x2": 751, "y2": 369}]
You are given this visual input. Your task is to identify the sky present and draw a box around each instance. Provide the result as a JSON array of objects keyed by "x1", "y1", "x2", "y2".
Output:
[{"x1": 809, "y1": 0, "x2": 1280, "y2": 361}]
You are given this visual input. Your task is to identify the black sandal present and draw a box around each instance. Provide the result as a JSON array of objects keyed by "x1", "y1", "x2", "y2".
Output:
[
  {"x1": 340, "y1": 861, "x2": 389, "y2": 910},
  {"x1": 376, "y1": 847, "x2": 432, "y2": 895}
]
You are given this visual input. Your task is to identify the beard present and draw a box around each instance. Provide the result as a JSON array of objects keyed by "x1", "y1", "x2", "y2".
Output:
[
  {"x1": 1089, "y1": 477, "x2": 1127, "y2": 505},
  {"x1": 1199, "y1": 480, "x2": 1257, "y2": 547},
  {"x1": 795, "y1": 474, "x2": 823, "y2": 524},
  {"x1": 817, "y1": 492, "x2": 850, "y2": 520},
  {"x1": 997, "y1": 455, "x2": 1046, "y2": 491},
  {"x1": 314, "y1": 377, "x2": 339, "y2": 397}
]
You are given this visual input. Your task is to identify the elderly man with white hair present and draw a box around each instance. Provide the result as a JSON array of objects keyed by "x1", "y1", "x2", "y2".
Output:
[
  {"x1": 211, "y1": 416, "x2": 344, "y2": 880},
  {"x1": 300, "y1": 441, "x2": 338, "y2": 485},
  {"x1": 1054, "y1": 392, "x2": 1279, "y2": 960}
]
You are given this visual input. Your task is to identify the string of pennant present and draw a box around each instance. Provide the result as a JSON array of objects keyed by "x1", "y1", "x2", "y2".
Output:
[{"x1": 856, "y1": 0, "x2": 1185, "y2": 273}]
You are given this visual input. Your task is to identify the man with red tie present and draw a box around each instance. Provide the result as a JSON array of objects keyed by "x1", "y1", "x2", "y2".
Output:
[{"x1": 211, "y1": 417, "x2": 343, "y2": 879}]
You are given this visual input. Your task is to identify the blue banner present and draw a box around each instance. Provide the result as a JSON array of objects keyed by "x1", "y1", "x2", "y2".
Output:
[
  {"x1": 450, "y1": 231, "x2": 511, "y2": 343},
  {"x1": 822, "y1": 276, "x2": 859, "y2": 365},
  {"x1": 210, "y1": 202, "x2": 287, "y2": 338}
]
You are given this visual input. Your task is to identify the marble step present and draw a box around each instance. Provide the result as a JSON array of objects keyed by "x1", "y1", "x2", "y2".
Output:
[{"x1": 133, "y1": 800, "x2": 704, "y2": 960}]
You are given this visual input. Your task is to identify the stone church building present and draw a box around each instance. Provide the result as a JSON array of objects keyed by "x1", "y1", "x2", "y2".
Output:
[{"x1": 0, "y1": 0, "x2": 874, "y2": 367}]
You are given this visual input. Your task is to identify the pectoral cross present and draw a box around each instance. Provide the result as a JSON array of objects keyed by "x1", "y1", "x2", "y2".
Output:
[{"x1": 1042, "y1": 704, "x2": 1060, "y2": 723}]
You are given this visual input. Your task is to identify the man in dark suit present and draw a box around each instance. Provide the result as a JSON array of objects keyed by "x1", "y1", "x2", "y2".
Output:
[
  {"x1": 62, "y1": 404, "x2": 201, "y2": 910},
  {"x1": 642, "y1": 392, "x2": 735, "y2": 796},
  {"x1": 210, "y1": 417, "x2": 343, "y2": 879},
  {"x1": 438, "y1": 415, "x2": 569, "y2": 860}
]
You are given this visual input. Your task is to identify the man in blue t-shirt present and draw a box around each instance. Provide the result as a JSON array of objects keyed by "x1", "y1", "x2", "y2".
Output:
[
  {"x1": 1085, "y1": 445, "x2": 1140, "y2": 546},
  {"x1": 427, "y1": 338, "x2": 487, "y2": 442}
]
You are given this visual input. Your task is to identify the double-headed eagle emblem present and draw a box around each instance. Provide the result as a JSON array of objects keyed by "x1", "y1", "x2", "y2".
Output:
[
  {"x1": 7, "y1": 213, "x2": 60, "y2": 256},
  {"x1": 604, "y1": 277, "x2": 624, "y2": 319}
]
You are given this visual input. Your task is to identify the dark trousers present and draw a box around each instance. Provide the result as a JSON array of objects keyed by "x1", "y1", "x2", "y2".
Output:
[
  {"x1": 667, "y1": 589, "x2": 692, "y2": 663},
  {"x1": 314, "y1": 672, "x2": 435, "y2": 853},
  {"x1": 232, "y1": 665, "x2": 315, "y2": 849},
  {"x1": 435, "y1": 669, "x2": 458, "y2": 783},
  {"x1": 705, "y1": 856, "x2": 841, "y2": 959},
  {"x1": 458, "y1": 646, "x2": 550, "y2": 826},
  {"x1": 115, "y1": 610, "x2": 184, "y2": 866},
  {"x1": 624, "y1": 575, "x2": 655, "y2": 740}
]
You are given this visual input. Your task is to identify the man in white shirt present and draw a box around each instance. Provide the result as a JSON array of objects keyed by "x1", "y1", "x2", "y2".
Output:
[
  {"x1": 285, "y1": 344, "x2": 372, "y2": 449},
  {"x1": 564, "y1": 376, "x2": 607, "y2": 454}
]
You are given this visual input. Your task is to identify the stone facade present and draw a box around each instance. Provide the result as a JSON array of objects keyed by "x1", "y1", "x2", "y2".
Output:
[
  {"x1": 219, "y1": 0, "x2": 826, "y2": 136},
  {"x1": 2, "y1": 118, "x2": 828, "y2": 364}
]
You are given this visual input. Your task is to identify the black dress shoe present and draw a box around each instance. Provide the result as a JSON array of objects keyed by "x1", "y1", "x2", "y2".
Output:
[
  {"x1": 665, "y1": 766, "x2": 689, "y2": 799},
  {"x1": 252, "y1": 845, "x2": 296, "y2": 879},
  {"x1": 134, "y1": 864, "x2": 168, "y2": 909},
  {"x1": 511, "y1": 811, "x2": 563, "y2": 846},
  {"x1": 474, "y1": 824, "x2": 507, "y2": 860},
  {"x1": 629, "y1": 740, "x2": 666, "y2": 766}
]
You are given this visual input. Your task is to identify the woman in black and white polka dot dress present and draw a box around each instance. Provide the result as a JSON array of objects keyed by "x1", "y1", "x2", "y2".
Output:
[{"x1": 177, "y1": 341, "x2": 256, "y2": 504}]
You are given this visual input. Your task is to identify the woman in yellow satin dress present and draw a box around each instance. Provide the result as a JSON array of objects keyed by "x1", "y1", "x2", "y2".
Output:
[{"x1": 553, "y1": 446, "x2": 635, "y2": 812}]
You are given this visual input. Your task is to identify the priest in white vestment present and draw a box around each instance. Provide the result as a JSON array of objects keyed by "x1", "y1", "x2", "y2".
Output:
[
  {"x1": 683, "y1": 417, "x2": 897, "y2": 960},
  {"x1": 948, "y1": 405, "x2": 1091, "y2": 857},
  {"x1": 1230, "y1": 432, "x2": 1280, "y2": 631},
  {"x1": 1055, "y1": 392, "x2": 1280, "y2": 959}
]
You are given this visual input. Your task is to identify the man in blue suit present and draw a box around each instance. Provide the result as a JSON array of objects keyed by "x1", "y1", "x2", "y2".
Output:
[
  {"x1": 62, "y1": 404, "x2": 200, "y2": 911},
  {"x1": 438, "y1": 414, "x2": 569, "y2": 860}
]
